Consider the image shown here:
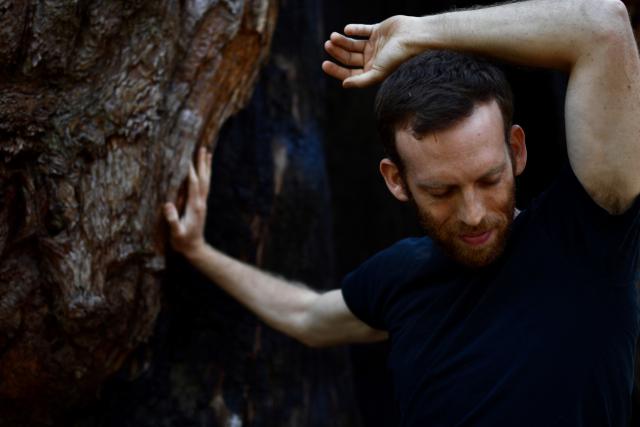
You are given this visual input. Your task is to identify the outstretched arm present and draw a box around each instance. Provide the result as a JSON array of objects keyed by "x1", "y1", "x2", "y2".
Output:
[
  {"x1": 324, "y1": 0, "x2": 640, "y2": 213},
  {"x1": 163, "y1": 148, "x2": 387, "y2": 347}
]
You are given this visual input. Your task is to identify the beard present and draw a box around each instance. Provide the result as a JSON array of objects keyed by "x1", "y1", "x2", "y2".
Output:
[{"x1": 409, "y1": 182, "x2": 516, "y2": 269}]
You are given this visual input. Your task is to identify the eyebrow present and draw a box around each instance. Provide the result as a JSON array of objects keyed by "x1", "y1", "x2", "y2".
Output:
[{"x1": 417, "y1": 162, "x2": 507, "y2": 189}]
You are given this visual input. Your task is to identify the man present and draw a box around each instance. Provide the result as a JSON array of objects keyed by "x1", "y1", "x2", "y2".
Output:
[{"x1": 164, "y1": 0, "x2": 640, "y2": 425}]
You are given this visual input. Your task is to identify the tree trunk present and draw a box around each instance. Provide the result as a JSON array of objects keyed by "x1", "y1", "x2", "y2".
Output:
[
  {"x1": 65, "y1": 0, "x2": 361, "y2": 425},
  {"x1": 0, "y1": 0, "x2": 276, "y2": 423}
]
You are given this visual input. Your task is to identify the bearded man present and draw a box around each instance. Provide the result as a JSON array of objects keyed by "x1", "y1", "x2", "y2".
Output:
[{"x1": 164, "y1": 0, "x2": 640, "y2": 425}]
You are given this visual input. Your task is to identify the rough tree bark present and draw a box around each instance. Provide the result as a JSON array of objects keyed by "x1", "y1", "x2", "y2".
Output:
[
  {"x1": 65, "y1": 0, "x2": 361, "y2": 425},
  {"x1": 0, "y1": 0, "x2": 277, "y2": 423}
]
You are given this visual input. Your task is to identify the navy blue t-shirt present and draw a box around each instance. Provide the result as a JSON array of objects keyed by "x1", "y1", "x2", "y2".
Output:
[{"x1": 341, "y1": 165, "x2": 640, "y2": 426}]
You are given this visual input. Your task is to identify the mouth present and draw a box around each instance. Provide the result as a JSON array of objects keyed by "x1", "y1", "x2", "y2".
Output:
[{"x1": 459, "y1": 229, "x2": 493, "y2": 246}]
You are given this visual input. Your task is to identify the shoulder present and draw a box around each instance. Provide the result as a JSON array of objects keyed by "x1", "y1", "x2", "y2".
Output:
[
  {"x1": 362, "y1": 236, "x2": 433, "y2": 265},
  {"x1": 528, "y1": 163, "x2": 640, "y2": 224},
  {"x1": 371, "y1": 236, "x2": 432, "y2": 260},
  {"x1": 520, "y1": 163, "x2": 640, "y2": 284},
  {"x1": 344, "y1": 236, "x2": 438, "y2": 286},
  {"x1": 340, "y1": 236, "x2": 440, "y2": 330}
]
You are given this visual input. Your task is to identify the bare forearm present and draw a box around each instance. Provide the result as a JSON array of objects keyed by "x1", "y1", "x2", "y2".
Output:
[
  {"x1": 184, "y1": 242, "x2": 317, "y2": 342},
  {"x1": 164, "y1": 149, "x2": 383, "y2": 347},
  {"x1": 410, "y1": 0, "x2": 629, "y2": 70}
]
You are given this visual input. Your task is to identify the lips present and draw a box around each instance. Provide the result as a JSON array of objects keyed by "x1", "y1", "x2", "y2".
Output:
[{"x1": 460, "y1": 229, "x2": 493, "y2": 246}]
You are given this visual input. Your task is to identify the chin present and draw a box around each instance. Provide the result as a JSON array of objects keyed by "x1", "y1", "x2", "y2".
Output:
[
  {"x1": 450, "y1": 246, "x2": 504, "y2": 269},
  {"x1": 432, "y1": 223, "x2": 512, "y2": 269}
]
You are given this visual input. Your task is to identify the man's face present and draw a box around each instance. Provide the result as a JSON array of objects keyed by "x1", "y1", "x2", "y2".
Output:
[{"x1": 382, "y1": 101, "x2": 526, "y2": 268}]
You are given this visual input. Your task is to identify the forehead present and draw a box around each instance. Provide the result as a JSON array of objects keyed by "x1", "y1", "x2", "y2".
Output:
[{"x1": 395, "y1": 100, "x2": 507, "y2": 183}]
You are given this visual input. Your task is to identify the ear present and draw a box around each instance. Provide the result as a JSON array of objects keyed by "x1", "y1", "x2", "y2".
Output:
[
  {"x1": 509, "y1": 125, "x2": 527, "y2": 176},
  {"x1": 379, "y1": 158, "x2": 410, "y2": 202}
]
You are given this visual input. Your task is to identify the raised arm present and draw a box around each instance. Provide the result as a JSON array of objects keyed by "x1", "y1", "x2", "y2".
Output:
[
  {"x1": 324, "y1": 0, "x2": 640, "y2": 213},
  {"x1": 163, "y1": 148, "x2": 387, "y2": 347}
]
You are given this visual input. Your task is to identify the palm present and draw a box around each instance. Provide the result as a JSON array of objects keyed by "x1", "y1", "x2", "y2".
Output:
[
  {"x1": 362, "y1": 37, "x2": 380, "y2": 74},
  {"x1": 322, "y1": 16, "x2": 411, "y2": 88},
  {"x1": 366, "y1": 31, "x2": 405, "y2": 76}
]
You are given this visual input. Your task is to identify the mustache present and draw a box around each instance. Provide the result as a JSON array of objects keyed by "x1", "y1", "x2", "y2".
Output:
[{"x1": 453, "y1": 215, "x2": 505, "y2": 235}]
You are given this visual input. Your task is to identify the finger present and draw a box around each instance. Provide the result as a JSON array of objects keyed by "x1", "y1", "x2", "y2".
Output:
[
  {"x1": 197, "y1": 147, "x2": 206, "y2": 181},
  {"x1": 329, "y1": 32, "x2": 366, "y2": 52},
  {"x1": 344, "y1": 24, "x2": 374, "y2": 38},
  {"x1": 188, "y1": 161, "x2": 209, "y2": 217},
  {"x1": 206, "y1": 151, "x2": 212, "y2": 179},
  {"x1": 163, "y1": 202, "x2": 184, "y2": 236},
  {"x1": 188, "y1": 162, "x2": 200, "y2": 201},
  {"x1": 197, "y1": 147, "x2": 209, "y2": 196},
  {"x1": 322, "y1": 60, "x2": 361, "y2": 82},
  {"x1": 324, "y1": 40, "x2": 364, "y2": 67},
  {"x1": 201, "y1": 167, "x2": 211, "y2": 198},
  {"x1": 343, "y1": 68, "x2": 386, "y2": 89}
]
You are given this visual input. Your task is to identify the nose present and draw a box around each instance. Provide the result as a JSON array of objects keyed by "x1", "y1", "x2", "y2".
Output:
[{"x1": 457, "y1": 189, "x2": 485, "y2": 227}]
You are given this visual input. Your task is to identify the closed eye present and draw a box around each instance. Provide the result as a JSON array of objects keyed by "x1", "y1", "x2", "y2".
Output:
[
  {"x1": 428, "y1": 188, "x2": 453, "y2": 199},
  {"x1": 479, "y1": 178, "x2": 501, "y2": 187}
]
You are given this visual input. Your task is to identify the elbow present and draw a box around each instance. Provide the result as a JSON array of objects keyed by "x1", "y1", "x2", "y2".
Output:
[
  {"x1": 583, "y1": 0, "x2": 632, "y2": 45},
  {"x1": 602, "y1": 0, "x2": 630, "y2": 23},
  {"x1": 293, "y1": 325, "x2": 329, "y2": 348},
  {"x1": 299, "y1": 334, "x2": 330, "y2": 349},
  {"x1": 570, "y1": 0, "x2": 635, "y2": 67},
  {"x1": 294, "y1": 312, "x2": 335, "y2": 348},
  {"x1": 600, "y1": 0, "x2": 632, "y2": 41},
  {"x1": 290, "y1": 311, "x2": 323, "y2": 348},
  {"x1": 295, "y1": 320, "x2": 333, "y2": 348},
  {"x1": 277, "y1": 327, "x2": 328, "y2": 349}
]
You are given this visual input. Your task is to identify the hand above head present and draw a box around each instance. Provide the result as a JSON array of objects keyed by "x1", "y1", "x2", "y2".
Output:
[
  {"x1": 163, "y1": 146, "x2": 212, "y2": 257},
  {"x1": 322, "y1": 15, "x2": 418, "y2": 89}
]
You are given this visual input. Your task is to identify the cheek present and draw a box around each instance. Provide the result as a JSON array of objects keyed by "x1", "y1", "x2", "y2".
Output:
[
  {"x1": 420, "y1": 199, "x2": 457, "y2": 229},
  {"x1": 485, "y1": 181, "x2": 515, "y2": 215}
]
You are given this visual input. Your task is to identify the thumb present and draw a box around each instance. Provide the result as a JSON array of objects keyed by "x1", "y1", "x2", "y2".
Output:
[
  {"x1": 163, "y1": 203, "x2": 183, "y2": 236},
  {"x1": 343, "y1": 69, "x2": 385, "y2": 88}
]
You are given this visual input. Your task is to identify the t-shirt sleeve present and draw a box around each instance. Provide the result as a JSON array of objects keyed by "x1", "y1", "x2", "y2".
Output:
[
  {"x1": 531, "y1": 163, "x2": 640, "y2": 287},
  {"x1": 341, "y1": 257, "x2": 387, "y2": 331},
  {"x1": 340, "y1": 237, "x2": 432, "y2": 330}
]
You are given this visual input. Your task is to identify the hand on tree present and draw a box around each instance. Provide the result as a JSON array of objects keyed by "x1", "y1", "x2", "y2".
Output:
[
  {"x1": 322, "y1": 15, "x2": 418, "y2": 88},
  {"x1": 164, "y1": 146, "x2": 212, "y2": 257}
]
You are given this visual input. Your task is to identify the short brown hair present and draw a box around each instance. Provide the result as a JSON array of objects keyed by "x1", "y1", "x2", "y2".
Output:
[{"x1": 375, "y1": 50, "x2": 514, "y2": 172}]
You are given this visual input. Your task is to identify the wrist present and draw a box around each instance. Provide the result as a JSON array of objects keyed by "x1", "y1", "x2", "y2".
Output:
[
  {"x1": 181, "y1": 238, "x2": 208, "y2": 262},
  {"x1": 404, "y1": 14, "x2": 446, "y2": 54}
]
